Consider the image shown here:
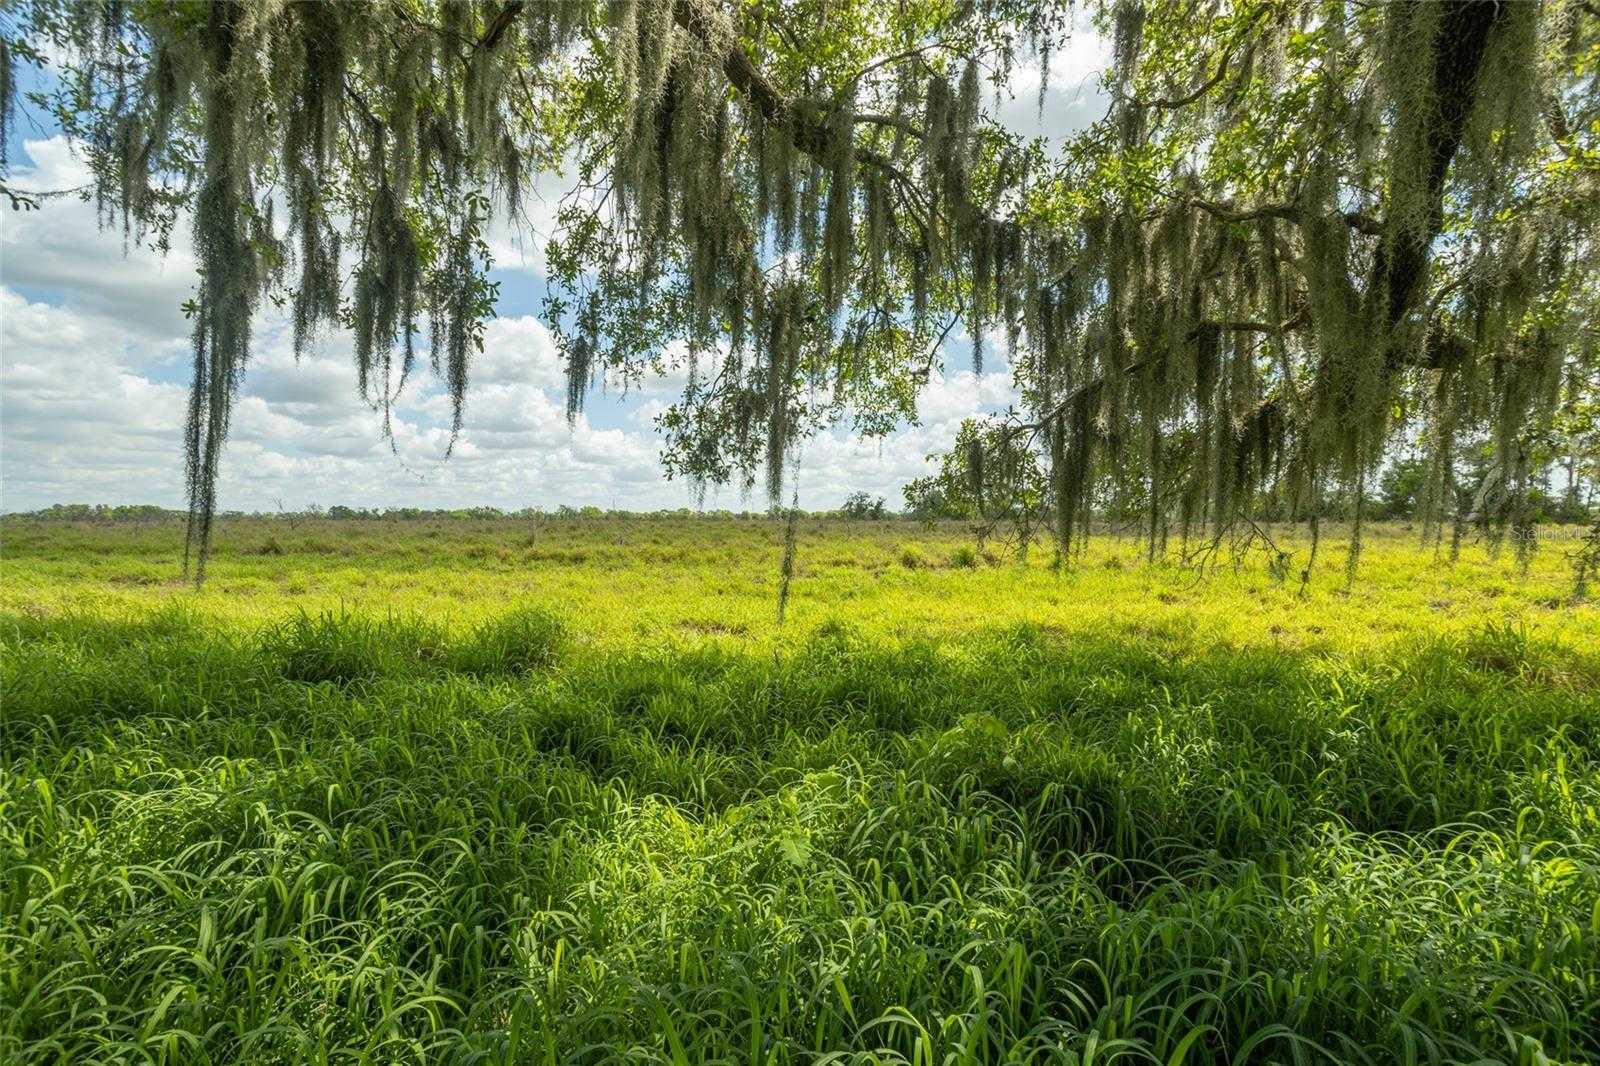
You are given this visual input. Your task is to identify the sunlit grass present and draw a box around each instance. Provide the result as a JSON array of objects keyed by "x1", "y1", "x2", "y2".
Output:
[{"x1": 2, "y1": 516, "x2": 1596, "y2": 1063}]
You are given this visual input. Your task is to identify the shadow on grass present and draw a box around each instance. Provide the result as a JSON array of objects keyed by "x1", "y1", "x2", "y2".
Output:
[{"x1": 3, "y1": 607, "x2": 1598, "y2": 1062}]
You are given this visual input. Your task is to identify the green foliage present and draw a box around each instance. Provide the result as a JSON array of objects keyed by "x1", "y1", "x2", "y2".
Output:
[
  {"x1": 838, "y1": 491, "x2": 888, "y2": 520},
  {"x1": 904, "y1": 418, "x2": 1048, "y2": 524},
  {"x1": 454, "y1": 605, "x2": 570, "y2": 676},
  {"x1": 11, "y1": 503, "x2": 178, "y2": 523},
  {"x1": 901, "y1": 476, "x2": 964, "y2": 521},
  {"x1": 5, "y1": 1, "x2": 1593, "y2": 580},
  {"x1": 1376, "y1": 453, "x2": 1429, "y2": 520},
  {"x1": 2, "y1": 518, "x2": 1598, "y2": 1063}
]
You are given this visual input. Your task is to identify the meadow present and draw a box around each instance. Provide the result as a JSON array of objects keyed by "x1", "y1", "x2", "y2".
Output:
[{"x1": 2, "y1": 514, "x2": 1598, "y2": 1064}]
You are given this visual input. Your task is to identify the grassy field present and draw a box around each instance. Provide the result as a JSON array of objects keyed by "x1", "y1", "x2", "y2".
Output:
[{"x1": 2, "y1": 515, "x2": 1598, "y2": 1064}]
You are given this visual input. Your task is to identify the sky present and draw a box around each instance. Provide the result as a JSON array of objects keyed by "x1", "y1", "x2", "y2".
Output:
[{"x1": 0, "y1": 26, "x2": 1108, "y2": 515}]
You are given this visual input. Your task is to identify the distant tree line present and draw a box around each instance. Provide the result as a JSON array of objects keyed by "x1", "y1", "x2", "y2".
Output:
[
  {"x1": 9, "y1": 501, "x2": 913, "y2": 523},
  {"x1": 17, "y1": 425, "x2": 1599, "y2": 534},
  {"x1": 10, "y1": 504, "x2": 180, "y2": 523}
]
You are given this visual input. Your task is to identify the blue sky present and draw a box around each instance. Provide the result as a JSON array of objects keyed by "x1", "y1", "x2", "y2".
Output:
[{"x1": 0, "y1": 28, "x2": 1107, "y2": 514}]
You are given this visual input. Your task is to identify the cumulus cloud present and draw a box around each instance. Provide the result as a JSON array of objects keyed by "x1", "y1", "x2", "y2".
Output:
[
  {"x1": 1, "y1": 138, "x2": 200, "y2": 343},
  {"x1": 472, "y1": 314, "x2": 567, "y2": 389},
  {"x1": 994, "y1": 19, "x2": 1112, "y2": 138},
  {"x1": 0, "y1": 261, "x2": 1022, "y2": 513},
  {"x1": 0, "y1": 290, "x2": 191, "y2": 507}
]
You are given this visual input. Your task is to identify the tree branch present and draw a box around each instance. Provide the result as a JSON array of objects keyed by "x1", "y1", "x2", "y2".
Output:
[
  {"x1": 1141, "y1": 5, "x2": 1270, "y2": 111},
  {"x1": 853, "y1": 112, "x2": 924, "y2": 137},
  {"x1": 1202, "y1": 310, "x2": 1308, "y2": 335},
  {"x1": 1341, "y1": 210, "x2": 1382, "y2": 236},
  {"x1": 1007, "y1": 358, "x2": 1152, "y2": 439},
  {"x1": 672, "y1": 0, "x2": 939, "y2": 238},
  {"x1": 1189, "y1": 197, "x2": 1301, "y2": 226},
  {"x1": 1371, "y1": 0, "x2": 1505, "y2": 352},
  {"x1": 844, "y1": 40, "x2": 954, "y2": 89},
  {"x1": 1150, "y1": 186, "x2": 1379, "y2": 236},
  {"x1": 477, "y1": 2, "x2": 524, "y2": 50}
]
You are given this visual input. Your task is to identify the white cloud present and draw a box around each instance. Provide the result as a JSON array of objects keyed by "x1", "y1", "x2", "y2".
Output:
[
  {"x1": 0, "y1": 257, "x2": 1025, "y2": 512},
  {"x1": 0, "y1": 290, "x2": 192, "y2": 509},
  {"x1": 1, "y1": 137, "x2": 200, "y2": 342},
  {"x1": 990, "y1": 16, "x2": 1112, "y2": 143},
  {"x1": 473, "y1": 314, "x2": 566, "y2": 389}
]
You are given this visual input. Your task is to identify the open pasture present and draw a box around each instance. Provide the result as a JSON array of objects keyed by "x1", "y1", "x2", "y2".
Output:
[{"x1": 2, "y1": 516, "x2": 1598, "y2": 1064}]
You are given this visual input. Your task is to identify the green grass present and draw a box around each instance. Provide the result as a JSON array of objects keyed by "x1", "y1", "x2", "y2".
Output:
[{"x1": 2, "y1": 516, "x2": 1597, "y2": 1064}]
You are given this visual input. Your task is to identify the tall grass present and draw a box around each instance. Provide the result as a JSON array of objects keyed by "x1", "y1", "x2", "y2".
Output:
[{"x1": 2, "y1": 520, "x2": 1596, "y2": 1062}]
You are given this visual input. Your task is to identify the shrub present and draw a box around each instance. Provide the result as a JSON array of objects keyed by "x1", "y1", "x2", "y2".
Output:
[
  {"x1": 261, "y1": 609, "x2": 445, "y2": 685},
  {"x1": 250, "y1": 537, "x2": 285, "y2": 556},
  {"x1": 453, "y1": 606, "x2": 569, "y2": 676}
]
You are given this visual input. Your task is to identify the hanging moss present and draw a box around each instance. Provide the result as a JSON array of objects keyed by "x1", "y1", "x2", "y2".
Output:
[{"x1": 3, "y1": 0, "x2": 1592, "y2": 583}]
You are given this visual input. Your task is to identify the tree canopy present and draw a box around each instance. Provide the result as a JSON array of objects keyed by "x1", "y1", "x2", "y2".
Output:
[
  {"x1": 2, "y1": 0, "x2": 1596, "y2": 580},
  {"x1": 903, "y1": 418, "x2": 1048, "y2": 525}
]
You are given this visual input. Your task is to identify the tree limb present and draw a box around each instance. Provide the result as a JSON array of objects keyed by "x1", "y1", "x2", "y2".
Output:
[
  {"x1": 1370, "y1": 0, "x2": 1505, "y2": 351},
  {"x1": 1202, "y1": 310, "x2": 1307, "y2": 335},
  {"x1": 477, "y1": 2, "x2": 524, "y2": 50},
  {"x1": 1141, "y1": 5, "x2": 1271, "y2": 111}
]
